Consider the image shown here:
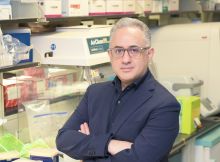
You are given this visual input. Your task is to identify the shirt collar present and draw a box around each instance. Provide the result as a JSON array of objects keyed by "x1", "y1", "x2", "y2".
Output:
[{"x1": 112, "y1": 70, "x2": 150, "y2": 91}]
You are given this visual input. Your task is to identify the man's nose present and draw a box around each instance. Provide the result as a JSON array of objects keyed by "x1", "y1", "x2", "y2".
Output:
[{"x1": 122, "y1": 50, "x2": 131, "y2": 63}]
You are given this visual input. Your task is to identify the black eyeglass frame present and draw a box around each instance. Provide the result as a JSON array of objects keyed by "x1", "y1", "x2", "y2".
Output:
[{"x1": 107, "y1": 46, "x2": 150, "y2": 58}]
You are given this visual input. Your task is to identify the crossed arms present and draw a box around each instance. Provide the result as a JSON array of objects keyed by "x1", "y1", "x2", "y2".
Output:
[{"x1": 79, "y1": 122, "x2": 133, "y2": 156}]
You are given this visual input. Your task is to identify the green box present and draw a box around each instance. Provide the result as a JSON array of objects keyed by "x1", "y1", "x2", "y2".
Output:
[{"x1": 177, "y1": 96, "x2": 200, "y2": 134}]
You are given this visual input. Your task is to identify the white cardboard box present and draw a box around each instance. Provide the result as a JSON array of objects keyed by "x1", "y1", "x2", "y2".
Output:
[
  {"x1": 89, "y1": 0, "x2": 106, "y2": 15},
  {"x1": 145, "y1": 0, "x2": 152, "y2": 12},
  {"x1": 39, "y1": 0, "x2": 62, "y2": 18},
  {"x1": 123, "y1": 0, "x2": 135, "y2": 14},
  {"x1": 168, "y1": 0, "x2": 179, "y2": 11},
  {"x1": 135, "y1": 0, "x2": 152, "y2": 14},
  {"x1": 0, "y1": 5, "x2": 12, "y2": 20},
  {"x1": 106, "y1": 0, "x2": 123, "y2": 15},
  {"x1": 11, "y1": 0, "x2": 62, "y2": 18},
  {"x1": 152, "y1": 0, "x2": 163, "y2": 13},
  {"x1": 62, "y1": 0, "x2": 89, "y2": 16}
]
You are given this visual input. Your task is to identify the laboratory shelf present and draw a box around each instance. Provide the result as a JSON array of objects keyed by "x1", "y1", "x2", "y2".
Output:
[
  {"x1": 170, "y1": 118, "x2": 220, "y2": 156},
  {"x1": 36, "y1": 91, "x2": 84, "y2": 105},
  {"x1": 0, "y1": 62, "x2": 40, "y2": 73},
  {"x1": 0, "y1": 18, "x2": 38, "y2": 25},
  {"x1": 202, "y1": 10, "x2": 220, "y2": 13},
  {"x1": 46, "y1": 14, "x2": 139, "y2": 22},
  {"x1": 145, "y1": 10, "x2": 200, "y2": 16}
]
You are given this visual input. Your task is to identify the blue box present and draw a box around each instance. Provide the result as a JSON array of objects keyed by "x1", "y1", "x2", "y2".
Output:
[
  {"x1": 30, "y1": 148, "x2": 59, "y2": 162},
  {"x1": 4, "y1": 28, "x2": 33, "y2": 64}
]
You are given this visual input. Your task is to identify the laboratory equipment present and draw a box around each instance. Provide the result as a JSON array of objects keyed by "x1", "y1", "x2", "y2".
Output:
[
  {"x1": 26, "y1": 25, "x2": 114, "y2": 147},
  {"x1": 31, "y1": 25, "x2": 111, "y2": 66},
  {"x1": 152, "y1": 22, "x2": 220, "y2": 117},
  {"x1": 159, "y1": 76, "x2": 203, "y2": 96}
]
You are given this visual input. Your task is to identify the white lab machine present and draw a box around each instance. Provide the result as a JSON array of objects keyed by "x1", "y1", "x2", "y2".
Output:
[
  {"x1": 31, "y1": 25, "x2": 112, "y2": 66},
  {"x1": 159, "y1": 76, "x2": 203, "y2": 97},
  {"x1": 151, "y1": 22, "x2": 220, "y2": 117}
]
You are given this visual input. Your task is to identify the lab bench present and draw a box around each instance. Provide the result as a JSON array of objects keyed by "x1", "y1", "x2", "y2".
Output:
[{"x1": 169, "y1": 117, "x2": 220, "y2": 162}]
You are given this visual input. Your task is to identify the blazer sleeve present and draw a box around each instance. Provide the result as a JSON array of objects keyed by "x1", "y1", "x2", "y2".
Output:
[
  {"x1": 56, "y1": 87, "x2": 112, "y2": 160},
  {"x1": 108, "y1": 101, "x2": 180, "y2": 162}
]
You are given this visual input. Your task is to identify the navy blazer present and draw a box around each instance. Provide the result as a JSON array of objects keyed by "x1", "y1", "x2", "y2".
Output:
[{"x1": 56, "y1": 71, "x2": 180, "y2": 162}]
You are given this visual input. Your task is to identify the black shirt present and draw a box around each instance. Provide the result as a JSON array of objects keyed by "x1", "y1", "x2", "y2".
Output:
[{"x1": 109, "y1": 71, "x2": 149, "y2": 128}]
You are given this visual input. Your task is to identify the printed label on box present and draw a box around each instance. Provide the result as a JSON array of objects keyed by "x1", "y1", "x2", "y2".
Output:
[{"x1": 87, "y1": 36, "x2": 110, "y2": 54}]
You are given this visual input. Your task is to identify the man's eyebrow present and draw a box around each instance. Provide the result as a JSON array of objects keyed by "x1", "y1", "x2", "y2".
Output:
[
  {"x1": 112, "y1": 46, "x2": 124, "y2": 48},
  {"x1": 129, "y1": 45, "x2": 139, "y2": 48},
  {"x1": 112, "y1": 45, "x2": 139, "y2": 48}
]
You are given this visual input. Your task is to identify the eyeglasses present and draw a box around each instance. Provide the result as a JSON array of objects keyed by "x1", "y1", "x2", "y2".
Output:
[{"x1": 108, "y1": 46, "x2": 150, "y2": 59}]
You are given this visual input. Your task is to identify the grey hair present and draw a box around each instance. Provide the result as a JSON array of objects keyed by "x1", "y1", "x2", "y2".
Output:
[{"x1": 110, "y1": 17, "x2": 151, "y2": 46}]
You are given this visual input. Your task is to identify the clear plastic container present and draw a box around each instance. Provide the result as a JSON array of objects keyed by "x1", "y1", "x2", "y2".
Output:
[{"x1": 0, "y1": 134, "x2": 24, "y2": 152}]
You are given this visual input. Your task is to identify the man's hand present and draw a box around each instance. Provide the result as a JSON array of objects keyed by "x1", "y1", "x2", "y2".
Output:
[
  {"x1": 79, "y1": 122, "x2": 90, "y2": 135},
  {"x1": 78, "y1": 123, "x2": 132, "y2": 156},
  {"x1": 108, "y1": 139, "x2": 133, "y2": 155},
  {"x1": 79, "y1": 123, "x2": 90, "y2": 162}
]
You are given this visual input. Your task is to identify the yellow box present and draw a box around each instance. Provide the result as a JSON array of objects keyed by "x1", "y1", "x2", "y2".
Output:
[{"x1": 177, "y1": 96, "x2": 200, "y2": 134}]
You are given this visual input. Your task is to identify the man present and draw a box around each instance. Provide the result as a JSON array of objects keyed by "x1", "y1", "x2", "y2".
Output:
[{"x1": 56, "y1": 17, "x2": 180, "y2": 162}]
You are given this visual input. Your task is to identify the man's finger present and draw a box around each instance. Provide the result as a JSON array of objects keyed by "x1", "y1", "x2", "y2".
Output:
[{"x1": 83, "y1": 122, "x2": 90, "y2": 135}]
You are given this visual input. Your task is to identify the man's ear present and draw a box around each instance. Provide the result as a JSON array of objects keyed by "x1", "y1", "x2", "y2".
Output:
[
  {"x1": 148, "y1": 47, "x2": 154, "y2": 60},
  {"x1": 108, "y1": 51, "x2": 113, "y2": 60}
]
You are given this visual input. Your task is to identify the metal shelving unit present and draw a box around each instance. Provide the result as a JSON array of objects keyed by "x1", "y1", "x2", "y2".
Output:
[
  {"x1": 0, "y1": 62, "x2": 40, "y2": 116},
  {"x1": 46, "y1": 14, "x2": 139, "y2": 22},
  {"x1": 0, "y1": 62, "x2": 40, "y2": 73},
  {"x1": 0, "y1": 18, "x2": 38, "y2": 25}
]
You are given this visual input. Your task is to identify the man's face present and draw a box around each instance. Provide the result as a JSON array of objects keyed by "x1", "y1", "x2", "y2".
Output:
[{"x1": 108, "y1": 27, "x2": 154, "y2": 86}]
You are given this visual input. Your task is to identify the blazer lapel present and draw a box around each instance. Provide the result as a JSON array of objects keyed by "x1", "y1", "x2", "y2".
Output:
[{"x1": 110, "y1": 73, "x2": 156, "y2": 134}]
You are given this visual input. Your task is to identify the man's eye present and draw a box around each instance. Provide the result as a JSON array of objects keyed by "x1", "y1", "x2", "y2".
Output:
[
  {"x1": 129, "y1": 48, "x2": 140, "y2": 53},
  {"x1": 115, "y1": 48, "x2": 124, "y2": 54}
]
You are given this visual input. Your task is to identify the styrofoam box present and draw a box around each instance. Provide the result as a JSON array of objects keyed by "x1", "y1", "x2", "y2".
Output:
[
  {"x1": 62, "y1": 0, "x2": 89, "y2": 16},
  {"x1": 89, "y1": 0, "x2": 106, "y2": 15}
]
